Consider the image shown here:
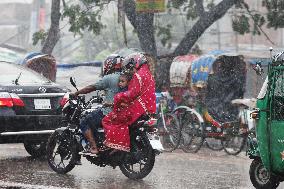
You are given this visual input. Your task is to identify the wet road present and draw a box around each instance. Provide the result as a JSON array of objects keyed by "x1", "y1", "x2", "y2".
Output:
[{"x1": 0, "y1": 144, "x2": 275, "y2": 189}]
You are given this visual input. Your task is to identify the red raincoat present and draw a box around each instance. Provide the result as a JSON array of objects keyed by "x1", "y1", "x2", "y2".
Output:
[{"x1": 102, "y1": 64, "x2": 156, "y2": 151}]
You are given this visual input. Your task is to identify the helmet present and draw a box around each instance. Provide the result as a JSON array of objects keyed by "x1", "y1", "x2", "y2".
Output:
[
  {"x1": 103, "y1": 54, "x2": 123, "y2": 75},
  {"x1": 122, "y1": 53, "x2": 147, "y2": 73}
]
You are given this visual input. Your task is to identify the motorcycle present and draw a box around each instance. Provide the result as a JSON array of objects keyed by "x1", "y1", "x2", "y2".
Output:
[{"x1": 46, "y1": 77, "x2": 163, "y2": 180}]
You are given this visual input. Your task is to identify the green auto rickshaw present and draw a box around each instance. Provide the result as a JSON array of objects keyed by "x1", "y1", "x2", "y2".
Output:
[{"x1": 248, "y1": 51, "x2": 284, "y2": 188}]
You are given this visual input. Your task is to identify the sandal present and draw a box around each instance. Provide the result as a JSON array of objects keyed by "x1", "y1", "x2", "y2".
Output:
[
  {"x1": 89, "y1": 147, "x2": 99, "y2": 154},
  {"x1": 79, "y1": 146, "x2": 99, "y2": 156}
]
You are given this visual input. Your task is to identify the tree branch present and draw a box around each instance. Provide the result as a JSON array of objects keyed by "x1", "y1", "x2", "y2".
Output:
[
  {"x1": 241, "y1": 1, "x2": 275, "y2": 45},
  {"x1": 123, "y1": 0, "x2": 157, "y2": 57},
  {"x1": 209, "y1": 0, "x2": 239, "y2": 22},
  {"x1": 123, "y1": 0, "x2": 137, "y2": 29},
  {"x1": 173, "y1": 0, "x2": 239, "y2": 56},
  {"x1": 194, "y1": 0, "x2": 205, "y2": 17},
  {"x1": 62, "y1": 0, "x2": 66, "y2": 8}
]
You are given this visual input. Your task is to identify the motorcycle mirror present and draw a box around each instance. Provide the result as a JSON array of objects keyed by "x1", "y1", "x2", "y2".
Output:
[{"x1": 70, "y1": 77, "x2": 78, "y2": 91}]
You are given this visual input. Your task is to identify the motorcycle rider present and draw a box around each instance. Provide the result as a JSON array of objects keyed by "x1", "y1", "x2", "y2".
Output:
[
  {"x1": 102, "y1": 52, "x2": 156, "y2": 153},
  {"x1": 70, "y1": 55, "x2": 123, "y2": 155}
]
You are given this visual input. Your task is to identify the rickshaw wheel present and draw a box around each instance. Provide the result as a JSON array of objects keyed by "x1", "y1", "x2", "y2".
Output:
[
  {"x1": 174, "y1": 108, "x2": 204, "y2": 153},
  {"x1": 249, "y1": 159, "x2": 280, "y2": 189}
]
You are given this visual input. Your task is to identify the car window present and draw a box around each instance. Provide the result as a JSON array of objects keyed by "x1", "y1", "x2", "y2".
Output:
[
  {"x1": 0, "y1": 62, "x2": 51, "y2": 84},
  {"x1": 257, "y1": 77, "x2": 268, "y2": 99}
]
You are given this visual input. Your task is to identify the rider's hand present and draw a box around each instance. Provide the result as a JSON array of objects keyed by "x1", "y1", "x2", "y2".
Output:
[
  {"x1": 120, "y1": 102, "x2": 128, "y2": 107},
  {"x1": 103, "y1": 102, "x2": 113, "y2": 107},
  {"x1": 69, "y1": 92, "x2": 78, "y2": 99}
]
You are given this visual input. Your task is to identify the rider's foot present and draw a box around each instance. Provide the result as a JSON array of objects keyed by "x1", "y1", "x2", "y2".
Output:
[
  {"x1": 89, "y1": 146, "x2": 99, "y2": 154},
  {"x1": 79, "y1": 147, "x2": 99, "y2": 156},
  {"x1": 98, "y1": 146, "x2": 111, "y2": 152}
]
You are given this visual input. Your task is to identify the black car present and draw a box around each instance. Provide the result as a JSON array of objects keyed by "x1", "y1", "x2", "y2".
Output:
[{"x1": 0, "y1": 61, "x2": 69, "y2": 157}]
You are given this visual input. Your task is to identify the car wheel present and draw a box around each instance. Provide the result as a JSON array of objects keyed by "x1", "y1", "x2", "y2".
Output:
[{"x1": 24, "y1": 140, "x2": 47, "y2": 158}]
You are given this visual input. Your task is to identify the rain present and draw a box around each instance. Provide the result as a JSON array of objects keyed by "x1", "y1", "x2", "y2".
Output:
[{"x1": 1, "y1": 0, "x2": 284, "y2": 189}]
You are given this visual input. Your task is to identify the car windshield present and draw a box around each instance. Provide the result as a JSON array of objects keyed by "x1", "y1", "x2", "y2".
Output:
[
  {"x1": 257, "y1": 77, "x2": 268, "y2": 99},
  {"x1": 0, "y1": 61, "x2": 51, "y2": 84}
]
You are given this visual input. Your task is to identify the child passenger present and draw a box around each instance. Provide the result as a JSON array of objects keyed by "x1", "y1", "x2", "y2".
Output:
[
  {"x1": 104, "y1": 73, "x2": 131, "y2": 108},
  {"x1": 118, "y1": 73, "x2": 131, "y2": 92}
]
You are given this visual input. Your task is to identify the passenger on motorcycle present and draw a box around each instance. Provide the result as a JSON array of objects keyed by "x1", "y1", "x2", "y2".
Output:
[
  {"x1": 70, "y1": 54, "x2": 123, "y2": 155},
  {"x1": 102, "y1": 52, "x2": 156, "y2": 152}
]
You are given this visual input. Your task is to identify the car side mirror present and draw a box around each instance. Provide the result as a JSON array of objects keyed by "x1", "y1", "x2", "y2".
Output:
[
  {"x1": 253, "y1": 62, "x2": 263, "y2": 76},
  {"x1": 70, "y1": 77, "x2": 78, "y2": 91}
]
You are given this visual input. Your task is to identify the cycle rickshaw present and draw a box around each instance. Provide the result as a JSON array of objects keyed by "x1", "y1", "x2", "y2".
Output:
[{"x1": 169, "y1": 51, "x2": 248, "y2": 154}]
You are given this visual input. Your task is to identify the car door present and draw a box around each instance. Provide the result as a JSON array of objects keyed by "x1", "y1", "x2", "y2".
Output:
[{"x1": 269, "y1": 67, "x2": 284, "y2": 173}]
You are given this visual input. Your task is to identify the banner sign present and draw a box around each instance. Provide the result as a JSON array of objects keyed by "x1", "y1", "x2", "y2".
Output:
[{"x1": 136, "y1": 0, "x2": 165, "y2": 13}]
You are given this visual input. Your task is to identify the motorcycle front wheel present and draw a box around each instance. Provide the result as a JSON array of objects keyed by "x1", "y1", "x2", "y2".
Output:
[
  {"x1": 119, "y1": 142, "x2": 155, "y2": 179},
  {"x1": 46, "y1": 130, "x2": 79, "y2": 174}
]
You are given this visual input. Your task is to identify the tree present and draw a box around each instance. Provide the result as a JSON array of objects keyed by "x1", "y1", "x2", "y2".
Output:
[
  {"x1": 42, "y1": 0, "x2": 61, "y2": 54},
  {"x1": 30, "y1": 0, "x2": 61, "y2": 82},
  {"x1": 35, "y1": 0, "x2": 282, "y2": 88},
  {"x1": 33, "y1": 0, "x2": 61, "y2": 54}
]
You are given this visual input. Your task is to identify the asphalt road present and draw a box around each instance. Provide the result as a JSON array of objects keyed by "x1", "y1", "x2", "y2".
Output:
[{"x1": 0, "y1": 143, "x2": 280, "y2": 189}]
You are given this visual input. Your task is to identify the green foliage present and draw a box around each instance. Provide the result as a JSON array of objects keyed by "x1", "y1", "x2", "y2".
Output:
[
  {"x1": 206, "y1": 0, "x2": 215, "y2": 10},
  {"x1": 263, "y1": 0, "x2": 284, "y2": 29},
  {"x1": 232, "y1": 2, "x2": 265, "y2": 36},
  {"x1": 171, "y1": 0, "x2": 188, "y2": 9},
  {"x1": 232, "y1": 15, "x2": 250, "y2": 35},
  {"x1": 185, "y1": 0, "x2": 198, "y2": 20},
  {"x1": 252, "y1": 13, "x2": 265, "y2": 35},
  {"x1": 62, "y1": 3, "x2": 105, "y2": 35},
  {"x1": 156, "y1": 24, "x2": 172, "y2": 48},
  {"x1": 32, "y1": 30, "x2": 47, "y2": 45}
]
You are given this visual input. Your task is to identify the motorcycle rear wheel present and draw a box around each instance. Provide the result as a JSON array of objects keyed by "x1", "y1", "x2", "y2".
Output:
[
  {"x1": 119, "y1": 146, "x2": 155, "y2": 180},
  {"x1": 47, "y1": 130, "x2": 79, "y2": 174}
]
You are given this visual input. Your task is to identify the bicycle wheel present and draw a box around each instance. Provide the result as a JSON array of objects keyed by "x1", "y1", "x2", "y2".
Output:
[
  {"x1": 205, "y1": 137, "x2": 224, "y2": 151},
  {"x1": 222, "y1": 121, "x2": 248, "y2": 155},
  {"x1": 176, "y1": 110, "x2": 204, "y2": 153},
  {"x1": 157, "y1": 113, "x2": 181, "y2": 152}
]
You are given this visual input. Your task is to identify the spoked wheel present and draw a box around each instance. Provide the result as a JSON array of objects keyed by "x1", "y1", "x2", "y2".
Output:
[
  {"x1": 47, "y1": 130, "x2": 79, "y2": 174},
  {"x1": 119, "y1": 144, "x2": 155, "y2": 180},
  {"x1": 249, "y1": 159, "x2": 280, "y2": 189},
  {"x1": 175, "y1": 109, "x2": 204, "y2": 153},
  {"x1": 205, "y1": 138, "x2": 224, "y2": 151},
  {"x1": 222, "y1": 122, "x2": 248, "y2": 155},
  {"x1": 157, "y1": 113, "x2": 181, "y2": 152}
]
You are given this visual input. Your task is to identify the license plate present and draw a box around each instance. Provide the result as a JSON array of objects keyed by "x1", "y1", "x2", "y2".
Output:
[
  {"x1": 148, "y1": 134, "x2": 164, "y2": 152},
  {"x1": 34, "y1": 99, "x2": 51, "y2": 109}
]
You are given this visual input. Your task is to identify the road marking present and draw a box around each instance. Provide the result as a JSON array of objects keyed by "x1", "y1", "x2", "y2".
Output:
[{"x1": 0, "y1": 181, "x2": 71, "y2": 189}]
